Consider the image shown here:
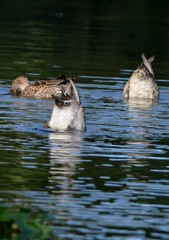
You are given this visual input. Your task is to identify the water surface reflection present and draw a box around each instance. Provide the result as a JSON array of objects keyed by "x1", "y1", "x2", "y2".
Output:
[
  {"x1": 0, "y1": 1, "x2": 169, "y2": 239},
  {"x1": 48, "y1": 132, "x2": 83, "y2": 192},
  {"x1": 126, "y1": 97, "x2": 157, "y2": 110}
]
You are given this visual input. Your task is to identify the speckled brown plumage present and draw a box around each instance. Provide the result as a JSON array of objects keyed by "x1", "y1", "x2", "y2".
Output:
[
  {"x1": 11, "y1": 75, "x2": 71, "y2": 99},
  {"x1": 123, "y1": 53, "x2": 159, "y2": 99}
]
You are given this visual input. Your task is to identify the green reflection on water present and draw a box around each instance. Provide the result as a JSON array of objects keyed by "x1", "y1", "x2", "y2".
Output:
[
  {"x1": 0, "y1": 131, "x2": 50, "y2": 191},
  {"x1": 0, "y1": 1, "x2": 169, "y2": 239},
  {"x1": 0, "y1": 0, "x2": 169, "y2": 81}
]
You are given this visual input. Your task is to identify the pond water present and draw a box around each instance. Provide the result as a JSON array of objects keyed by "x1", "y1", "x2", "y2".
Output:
[{"x1": 0, "y1": 1, "x2": 169, "y2": 239}]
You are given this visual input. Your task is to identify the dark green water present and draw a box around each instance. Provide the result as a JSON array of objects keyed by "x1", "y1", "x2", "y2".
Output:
[{"x1": 0, "y1": 1, "x2": 169, "y2": 239}]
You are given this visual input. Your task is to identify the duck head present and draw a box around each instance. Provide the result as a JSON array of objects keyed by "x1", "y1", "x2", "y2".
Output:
[{"x1": 11, "y1": 76, "x2": 29, "y2": 95}]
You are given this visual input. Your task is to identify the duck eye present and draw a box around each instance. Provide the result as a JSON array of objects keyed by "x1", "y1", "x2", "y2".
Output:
[{"x1": 64, "y1": 100, "x2": 71, "y2": 105}]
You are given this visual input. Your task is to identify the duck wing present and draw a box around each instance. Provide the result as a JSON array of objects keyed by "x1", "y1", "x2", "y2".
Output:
[{"x1": 33, "y1": 78, "x2": 67, "y2": 86}]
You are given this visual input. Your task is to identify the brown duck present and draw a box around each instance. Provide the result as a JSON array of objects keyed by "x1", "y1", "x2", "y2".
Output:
[
  {"x1": 11, "y1": 74, "x2": 71, "y2": 99},
  {"x1": 123, "y1": 53, "x2": 159, "y2": 99}
]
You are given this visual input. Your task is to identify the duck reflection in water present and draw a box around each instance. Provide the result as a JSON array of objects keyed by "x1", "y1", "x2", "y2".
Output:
[
  {"x1": 48, "y1": 132, "x2": 83, "y2": 193},
  {"x1": 123, "y1": 53, "x2": 159, "y2": 100},
  {"x1": 125, "y1": 97, "x2": 157, "y2": 110},
  {"x1": 46, "y1": 78, "x2": 86, "y2": 131},
  {"x1": 11, "y1": 74, "x2": 70, "y2": 99}
]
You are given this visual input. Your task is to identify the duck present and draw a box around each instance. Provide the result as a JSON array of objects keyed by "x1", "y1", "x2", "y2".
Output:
[
  {"x1": 46, "y1": 78, "x2": 86, "y2": 131},
  {"x1": 123, "y1": 53, "x2": 159, "y2": 99},
  {"x1": 11, "y1": 74, "x2": 71, "y2": 99}
]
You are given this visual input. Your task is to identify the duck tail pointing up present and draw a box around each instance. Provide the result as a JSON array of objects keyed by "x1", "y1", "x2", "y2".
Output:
[
  {"x1": 141, "y1": 53, "x2": 155, "y2": 76},
  {"x1": 65, "y1": 78, "x2": 81, "y2": 104}
]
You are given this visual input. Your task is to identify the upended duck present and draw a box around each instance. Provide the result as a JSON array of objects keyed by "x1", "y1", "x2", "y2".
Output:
[
  {"x1": 45, "y1": 78, "x2": 86, "y2": 131},
  {"x1": 123, "y1": 53, "x2": 159, "y2": 99},
  {"x1": 11, "y1": 74, "x2": 70, "y2": 99}
]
